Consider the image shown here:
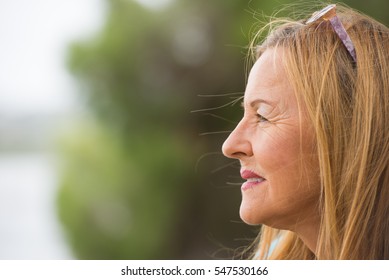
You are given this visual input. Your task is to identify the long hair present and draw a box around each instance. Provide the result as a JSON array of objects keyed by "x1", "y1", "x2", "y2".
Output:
[{"x1": 249, "y1": 4, "x2": 389, "y2": 259}]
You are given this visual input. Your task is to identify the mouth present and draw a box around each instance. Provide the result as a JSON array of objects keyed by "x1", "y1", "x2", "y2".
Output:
[{"x1": 240, "y1": 170, "x2": 266, "y2": 191}]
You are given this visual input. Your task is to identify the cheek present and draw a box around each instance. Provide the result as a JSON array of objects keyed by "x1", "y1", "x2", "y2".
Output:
[
  {"x1": 253, "y1": 130, "x2": 301, "y2": 176},
  {"x1": 253, "y1": 128, "x2": 318, "y2": 200}
]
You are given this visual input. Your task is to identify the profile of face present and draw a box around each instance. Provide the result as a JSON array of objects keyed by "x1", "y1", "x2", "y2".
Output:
[{"x1": 222, "y1": 48, "x2": 321, "y2": 233}]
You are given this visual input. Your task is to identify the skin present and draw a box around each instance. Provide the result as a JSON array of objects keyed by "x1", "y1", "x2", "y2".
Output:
[{"x1": 222, "y1": 48, "x2": 321, "y2": 253}]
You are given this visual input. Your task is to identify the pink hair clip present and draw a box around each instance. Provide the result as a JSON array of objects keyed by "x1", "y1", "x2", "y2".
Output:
[{"x1": 306, "y1": 4, "x2": 357, "y2": 62}]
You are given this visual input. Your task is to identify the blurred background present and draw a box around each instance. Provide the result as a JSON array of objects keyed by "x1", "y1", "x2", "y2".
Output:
[{"x1": 0, "y1": 0, "x2": 388, "y2": 260}]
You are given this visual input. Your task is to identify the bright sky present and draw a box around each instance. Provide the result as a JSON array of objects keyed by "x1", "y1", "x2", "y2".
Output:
[
  {"x1": 0, "y1": 0, "x2": 106, "y2": 117},
  {"x1": 0, "y1": 0, "x2": 174, "y2": 118}
]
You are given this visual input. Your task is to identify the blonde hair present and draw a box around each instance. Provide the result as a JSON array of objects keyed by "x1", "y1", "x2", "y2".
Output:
[{"x1": 249, "y1": 4, "x2": 389, "y2": 259}]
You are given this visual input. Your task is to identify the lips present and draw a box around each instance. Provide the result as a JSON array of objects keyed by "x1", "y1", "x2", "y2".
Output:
[{"x1": 240, "y1": 170, "x2": 266, "y2": 191}]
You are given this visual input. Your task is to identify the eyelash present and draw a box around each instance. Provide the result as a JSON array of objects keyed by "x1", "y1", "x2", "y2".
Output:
[{"x1": 256, "y1": 113, "x2": 269, "y2": 123}]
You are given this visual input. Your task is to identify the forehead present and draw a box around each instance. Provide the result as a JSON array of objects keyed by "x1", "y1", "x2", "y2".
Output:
[{"x1": 244, "y1": 48, "x2": 294, "y2": 106}]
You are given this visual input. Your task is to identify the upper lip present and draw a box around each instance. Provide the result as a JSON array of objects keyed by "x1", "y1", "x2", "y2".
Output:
[{"x1": 240, "y1": 170, "x2": 264, "y2": 180}]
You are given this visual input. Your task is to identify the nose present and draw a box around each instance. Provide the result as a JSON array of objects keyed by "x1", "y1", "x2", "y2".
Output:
[{"x1": 222, "y1": 120, "x2": 253, "y2": 159}]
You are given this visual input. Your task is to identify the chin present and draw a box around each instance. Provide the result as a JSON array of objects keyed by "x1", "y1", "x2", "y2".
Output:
[{"x1": 239, "y1": 204, "x2": 263, "y2": 225}]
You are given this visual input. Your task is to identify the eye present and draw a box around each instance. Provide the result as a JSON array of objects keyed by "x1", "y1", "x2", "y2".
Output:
[{"x1": 256, "y1": 113, "x2": 269, "y2": 123}]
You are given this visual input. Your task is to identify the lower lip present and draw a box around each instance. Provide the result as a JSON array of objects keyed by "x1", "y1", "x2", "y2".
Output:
[{"x1": 241, "y1": 180, "x2": 266, "y2": 191}]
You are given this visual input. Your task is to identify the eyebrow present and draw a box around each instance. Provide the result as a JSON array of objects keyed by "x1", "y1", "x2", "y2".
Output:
[{"x1": 240, "y1": 98, "x2": 275, "y2": 109}]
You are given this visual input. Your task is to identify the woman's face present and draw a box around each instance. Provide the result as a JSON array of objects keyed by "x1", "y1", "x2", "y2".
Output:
[{"x1": 222, "y1": 48, "x2": 320, "y2": 231}]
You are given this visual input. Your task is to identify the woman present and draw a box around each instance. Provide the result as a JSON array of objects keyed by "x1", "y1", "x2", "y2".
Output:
[{"x1": 222, "y1": 4, "x2": 389, "y2": 259}]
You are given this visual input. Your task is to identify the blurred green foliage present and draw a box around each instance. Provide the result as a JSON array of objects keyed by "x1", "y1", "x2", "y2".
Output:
[{"x1": 57, "y1": 0, "x2": 389, "y2": 259}]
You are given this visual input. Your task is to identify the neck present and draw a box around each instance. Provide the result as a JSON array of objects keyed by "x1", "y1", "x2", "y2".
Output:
[{"x1": 294, "y1": 215, "x2": 320, "y2": 255}]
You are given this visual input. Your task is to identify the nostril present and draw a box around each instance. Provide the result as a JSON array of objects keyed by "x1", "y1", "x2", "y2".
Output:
[
  {"x1": 222, "y1": 138, "x2": 250, "y2": 159},
  {"x1": 232, "y1": 151, "x2": 248, "y2": 158}
]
